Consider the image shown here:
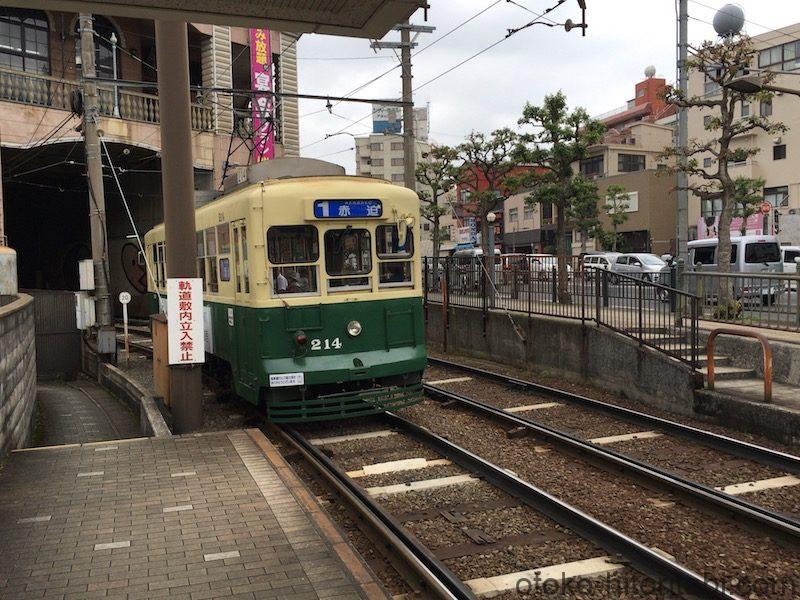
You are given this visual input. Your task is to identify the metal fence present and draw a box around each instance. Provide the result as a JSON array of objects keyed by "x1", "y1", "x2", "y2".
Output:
[
  {"x1": 685, "y1": 271, "x2": 800, "y2": 333},
  {"x1": 423, "y1": 257, "x2": 700, "y2": 368}
]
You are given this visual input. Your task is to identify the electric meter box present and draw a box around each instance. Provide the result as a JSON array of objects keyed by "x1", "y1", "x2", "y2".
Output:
[{"x1": 79, "y1": 259, "x2": 95, "y2": 291}]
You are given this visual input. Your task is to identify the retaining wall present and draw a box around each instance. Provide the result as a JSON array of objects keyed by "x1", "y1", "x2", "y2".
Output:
[
  {"x1": 426, "y1": 304, "x2": 702, "y2": 415},
  {"x1": 0, "y1": 294, "x2": 36, "y2": 453},
  {"x1": 699, "y1": 330, "x2": 800, "y2": 386},
  {"x1": 98, "y1": 363, "x2": 171, "y2": 438}
]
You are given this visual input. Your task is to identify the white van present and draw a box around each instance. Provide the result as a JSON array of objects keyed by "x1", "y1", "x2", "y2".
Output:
[
  {"x1": 783, "y1": 246, "x2": 800, "y2": 290},
  {"x1": 688, "y1": 235, "x2": 783, "y2": 274}
]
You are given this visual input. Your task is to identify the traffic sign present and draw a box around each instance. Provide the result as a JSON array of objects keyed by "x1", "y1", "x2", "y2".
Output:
[
  {"x1": 760, "y1": 201, "x2": 772, "y2": 215},
  {"x1": 118, "y1": 291, "x2": 131, "y2": 304}
]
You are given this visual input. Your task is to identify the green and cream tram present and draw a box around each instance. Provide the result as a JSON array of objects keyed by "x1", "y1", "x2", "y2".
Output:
[{"x1": 145, "y1": 169, "x2": 425, "y2": 422}]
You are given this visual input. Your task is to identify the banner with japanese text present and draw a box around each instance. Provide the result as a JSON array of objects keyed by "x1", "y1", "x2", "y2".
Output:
[
  {"x1": 167, "y1": 278, "x2": 205, "y2": 365},
  {"x1": 249, "y1": 28, "x2": 274, "y2": 162}
]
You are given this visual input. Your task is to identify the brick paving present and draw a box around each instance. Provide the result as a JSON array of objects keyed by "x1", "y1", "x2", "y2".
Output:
[
  {"x1": 0, "y1": 430, "x2": 381, "y2": 599},
  {"x1": 35, "y1": 380, "x2": 141, "y2": 446}
]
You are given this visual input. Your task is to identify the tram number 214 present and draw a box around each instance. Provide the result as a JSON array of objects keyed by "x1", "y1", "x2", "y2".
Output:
[{"x1": 310, "y1": 338, "x2": 342, "y2": 351}]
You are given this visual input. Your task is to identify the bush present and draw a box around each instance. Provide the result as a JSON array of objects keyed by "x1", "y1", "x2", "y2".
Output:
[{"x1": 712, "y1": 299, "x2": 742, "y2": 320}]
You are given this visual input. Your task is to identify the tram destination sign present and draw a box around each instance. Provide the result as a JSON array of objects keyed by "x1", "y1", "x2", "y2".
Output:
[{"x1": 314, "y1": 199, "x2": 383, "y2": 219}]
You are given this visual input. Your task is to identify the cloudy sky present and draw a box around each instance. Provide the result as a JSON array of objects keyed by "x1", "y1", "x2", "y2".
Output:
[{"x1": 295, "y1": 1, "x2": 800, "y2": 173}]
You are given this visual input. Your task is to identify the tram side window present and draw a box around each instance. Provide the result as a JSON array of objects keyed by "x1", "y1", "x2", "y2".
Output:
[
  {"x1": 325, "y1": 229, "x2": 372, "y2": 289},
  {"x1": 233, "y1": 225, "x2": 250, "y2": 294},
  {"x1": 267, "y1": 225, "x2": 319, "y2": 295},
  {"x1": 376, "y1": 225, "x2": 413, "y2": 287},
  {"x1": 217, "y1": 224, "x2": 231, "y2": 282},
  {"x1": 151, "y1": 242, "x2": 166, "y2": 288},
  {"x1": 196, "y1": 231, "x2": 206, "y2": 291},
  {"x1": 205, "y1": 227, "x2": 219, "y2": 293}
]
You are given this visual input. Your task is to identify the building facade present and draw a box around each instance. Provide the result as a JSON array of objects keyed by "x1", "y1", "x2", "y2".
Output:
[
  {"x1": 0, "y1": 8, "x2": 299, "y2": 316},
  {"x1": 687, "y1": 22, "x2": 800, "y2": 244}
]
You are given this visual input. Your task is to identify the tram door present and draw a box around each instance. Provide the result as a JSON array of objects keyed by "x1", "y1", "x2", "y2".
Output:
[{"x1": 232, "y1": 220, "x2": 256, "y2": 392}]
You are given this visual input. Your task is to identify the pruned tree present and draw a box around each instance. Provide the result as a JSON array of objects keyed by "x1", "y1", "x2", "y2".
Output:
[
  {"x1": 732, "y1": 176, "x2": 765, "y2": 236},
  {"x1": 515, "y1": 91, "x2": 605, "y2": 303},
  {"x1": 602, "y1": 184, "x2": 629, "y2": 252},
  {"x1": 415, "y1": 145, "x2": 459, "y2": 259},
  {"x1": 455, "y1": 128, "x2": 521, "y2": 260},
  {"x1": 660, "y1": 36, "x2": 786, "y2": 302},
  {"x1": 567, "y1": 175, "x2": 600, "y2": 255}
]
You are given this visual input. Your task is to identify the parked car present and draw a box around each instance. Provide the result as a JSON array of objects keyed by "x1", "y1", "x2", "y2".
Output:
[
  {"x1": 582, "y1": 253, "x2": 620, "y2": 274},
  {"x1": 782, "y1": 245, "x2": 800, "y2": 291},
  {"x1": 529, "y1": 254, "x2": 573, "y2": 280},
  {"x1": 610, "y1": 253, "x2": 671, "y2": 283}
]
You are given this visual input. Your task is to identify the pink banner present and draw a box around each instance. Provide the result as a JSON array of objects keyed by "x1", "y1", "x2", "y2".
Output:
[
  {"x1": 697, "y1": 214, "x2": 766, "y2": 239},
  {"x1": 249, "y1": 28, "x2": 274, "y2": 162}
]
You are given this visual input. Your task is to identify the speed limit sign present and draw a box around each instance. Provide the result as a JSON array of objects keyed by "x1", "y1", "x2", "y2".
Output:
[
  {"x1": 118, "y1": 291, "x2": 131, "y2": 304},
  {"x1": 760, "y1": 201, "x2": 772, "y2": 215}
]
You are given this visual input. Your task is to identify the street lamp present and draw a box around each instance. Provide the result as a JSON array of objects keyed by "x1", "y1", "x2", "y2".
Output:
[
  {"x1": 485, "y1": 211, "x2": 497, "y2": 307},
  {"x1": 486, "y1": 211, "x2": 497, "y2": 254},
  {"x1": 725, "y1": 74, "x2": 800, "y2": 97},
  {"x1": 110, "y1": 31, "x2": 120, "y2": 117}
]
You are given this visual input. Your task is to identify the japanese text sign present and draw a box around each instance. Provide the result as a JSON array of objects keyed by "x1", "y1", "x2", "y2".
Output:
[
  {"x1": 313, "y1": 199, "x2": 383, "y2": 218},
  {"x1": 167, "y1": 278, "x2": 205, "y2": 365},
  {"x1": 249, "y1": 28, "x2": 274, "y2": 163}
]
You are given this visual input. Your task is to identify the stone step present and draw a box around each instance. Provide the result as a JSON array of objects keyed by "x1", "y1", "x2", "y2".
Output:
[
  {"x1": 699, "y1": 366, "x2": 758, "y2": 381},
  {"x1": 696, "y1": 355, "x2": 731, "y2": 367}
]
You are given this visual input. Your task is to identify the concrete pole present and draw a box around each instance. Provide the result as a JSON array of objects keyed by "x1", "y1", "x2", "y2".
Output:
[
  {"x1": 0, "y1": 141, "x2": 4, "y2": 246},
  {"x1": 79, "y1": 14, "x2": 112, "y2": 326},
  {"x1": 676, "y1": 0, "x2": 689, "y2": 264},
  {"x1": 155, "y1": 20, "x2": 203, "y2": 433},
  {"x1": 401, "y1": 22, "x2": 415, "y2": 191}
]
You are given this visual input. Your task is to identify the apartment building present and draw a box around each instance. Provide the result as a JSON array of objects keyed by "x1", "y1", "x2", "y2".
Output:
[
  {"x1": 687, "y1": 22, "x2": 800, "y2": 244},
  {"x1": 0, "y1": 8, "x2": 299, "y2": 316}
]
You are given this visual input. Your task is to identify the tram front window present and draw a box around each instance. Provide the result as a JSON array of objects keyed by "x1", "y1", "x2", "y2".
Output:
[
  {"x1": 377, "y1": 225, "x2": 413, "y2": 287},
  {"x1": 267, "y1": 225, "x2": 320, "y2": 296},
  {"x1": 325, "y1": 228, "x2": 372, "y2": 289}
]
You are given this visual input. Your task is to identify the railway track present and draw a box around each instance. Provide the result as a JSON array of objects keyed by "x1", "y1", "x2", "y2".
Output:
[{"x1": 280, "y1": 416, "x2": 747, "y2": 599}]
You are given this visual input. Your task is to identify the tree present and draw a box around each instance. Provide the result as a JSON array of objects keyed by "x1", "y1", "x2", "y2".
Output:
[
  {"x1": 515, "y1": 91, "x2": 605, "y2": 303},
  {"x1": 602, "y1": 184, "x2": 629, "y2": 252},
  {"x1": 415, "y1": 145, "x2": 459, "y2": 259},
  {"x1": 732, "y1": 176, "x2": 765, "y2": 236},
  {"x1": 455, "y1": 129, "x2": 521, "y2": 260},
  {"x1": 660, "y1": 36, "x2": 786, "y2": 302},
  {"x1": 567, "y1": 175, "x2": 600, "y2": 255}
]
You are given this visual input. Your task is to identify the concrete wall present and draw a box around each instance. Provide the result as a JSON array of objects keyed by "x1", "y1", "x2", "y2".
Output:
[
  {"x1": 98, "y1": 363, "x2": 171, "y2": 438},
  {"x1": 699, "y1": 330, "x2": 800, "y2": 386},
  {"x1": 0, "y1": 294, "x2": 36, "y2": 453},
  {"x1": 426, "y1": 304, "x2": 701, "y2": 415}
]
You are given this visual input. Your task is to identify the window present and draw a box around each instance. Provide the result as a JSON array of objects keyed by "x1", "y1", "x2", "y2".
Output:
[
  {"x1": 693, "y1": 246, "x2": 715, "y2": 265},
  {"x1": 371, "y1": 158, "x2": 384, "y2": 167},
  {"x1": 785, "y1": 250, "x2": 800, "y2": 264},
  {"x1": 74, "y1": 16, "x2": 121, "y2": 80},
  {"x1": 741, "y1": 103, "x2": 750, "y2": 117},
  {"x1": 0, "y1": 9, "x2": 49, "y2": 74},
  {"x1": 703, "y1": 157, "x2": 712, "y2": 168},
  {"x1": 391, "y1": 173, "x2": 404, "y2": 182},
  {"x1": 703, "y1": 115, "x2": 712, "y2": 127},
  {"x1": 704, "y1": 73, "x2": 721, "y2": 96},
  {"x1": 196, "y1": 231, "x2": 206, "y2": 290},
  {"x1": 579, "y1": 156, "x2": 604, "y2": 177},
  {"x1": 391, "y1": 157, "x2": 404, "y2": 166},
  {"x1": 151, "y1": 242, "x2": 167, "y2": 288},
  {"x1": 267, "y1": 226, "x2": 319, "y2": 295},
  {"x1": 204, "y1": 227, "x2": 219, "y2": 292},
  {"x1": 391, "y1": 142, "x2": 404, "y2": 151},
  {"x1": 773, "y1": 144, "x2": 786, "y2": 160},
  {"x1": 701, "y1": 196, "x2": 723, "y2": 218},
  {"x1": 541, "y1": 203, "x2": 554, "y2": 224},
  {"x1": 376, "y1": 225, "x2": 413, "y2": 287},
  {"x1": 523, "y1": 204, "x2": 534, "y2": 220},
  {"x1": 370, "y1": 142, "x2": 383, "y2": 151},
  {"x1": 233, "y1": 225, "x2": 250, "y2": 294},
  {"x1": 764, "y1": 186, "x2": 789, "y2": 207},
  {"x1": 759, "y1": 45, "x2": 783, "y2": 68},
  {"x1": 459, "y1": 189, "x2": 470, "y2": 203},
  {"x1": 760, "y1": 100, "x2": 772, "y2": 117},
  {"x1": 325, "y1": 229, "x2": 371, "y2": 289},
  {"x1": 637, "y1": 88, "x2": 645, "y2": 98},
  {"x1": 745, "y1": 242, "x2": 781, "y2": 264},
  {"x1": 618, "y1": 154, "x2": 645, "y2": 172},
  {"x1": 509, "y1": 207, "x2": 519, "y2": 223}
]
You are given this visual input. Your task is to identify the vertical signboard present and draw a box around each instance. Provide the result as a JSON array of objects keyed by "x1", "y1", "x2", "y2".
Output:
[
  {"x1": 249, "y1": 28, "x2": 274, "y2": 162},
  {"x1": 167, "y1": 278, "x2": 205, "y2": 365}
]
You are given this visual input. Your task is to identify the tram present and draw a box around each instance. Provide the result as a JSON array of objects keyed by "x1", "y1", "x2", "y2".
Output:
[{"x1": 144, "y1": 160, "x2": 425, "y2": 422}]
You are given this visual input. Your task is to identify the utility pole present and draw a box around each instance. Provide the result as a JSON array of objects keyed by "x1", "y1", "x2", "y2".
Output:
[
  {"x1": 400, "y1": 22, "x2": 415, "y2": 190},
  {"x1": 676, "y1": 0, "x2": 689, "y2": 263},
  {"x1": 371, "y1": 22, "x2": 434, "y2": 192},
  {"x1": 155, "y1": 20, "x2": 203, "y2": 433},
  {"x1": 79, "y1": 13, "x2": 112, "y2": 327}
]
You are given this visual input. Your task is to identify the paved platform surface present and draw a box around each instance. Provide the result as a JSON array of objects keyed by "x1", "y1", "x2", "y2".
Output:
[
  {"x1": 35, "y1": 379, "x2": 140, "y2": 446},
  {"x1": 0, "y1": 429, "x2": 383, "y2": 600},
  {"x1": 714, "y1": 379, "x2": 800, "y2": 412}
]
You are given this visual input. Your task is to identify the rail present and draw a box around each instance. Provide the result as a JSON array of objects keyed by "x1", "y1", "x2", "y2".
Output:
[
  {"x1": 685, "y1": 271, "x2": 800, "y2": 333},
  {"x1": 706, "y1": 328, "x2": 773, "y2": 403},
  {"x1": 423, "y1": 257, "x2": 700, "y2": 368},
  {"x1": 0, "y1": 67, "x2": 213, "y2": 131}
]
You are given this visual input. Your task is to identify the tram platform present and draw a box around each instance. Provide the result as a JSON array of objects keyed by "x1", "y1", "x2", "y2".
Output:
[{"x1": 0, "y1": 428, "x2": 385, "y2": 600}]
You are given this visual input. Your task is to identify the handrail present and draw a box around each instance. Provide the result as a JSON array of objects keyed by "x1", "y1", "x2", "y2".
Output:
[{"x1": 706, "y1": 327, "x2": 772, "y2": 402}]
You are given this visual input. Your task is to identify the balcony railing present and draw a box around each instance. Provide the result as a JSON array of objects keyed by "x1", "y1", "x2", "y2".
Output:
[{"x1": 0, "y1": 67, "x2": 213, "y2": 132}]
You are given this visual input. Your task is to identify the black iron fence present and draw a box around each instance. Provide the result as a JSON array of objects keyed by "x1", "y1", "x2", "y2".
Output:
[
  {"x1": 423, "y1": 257, "x2": 700, "y2": 368},
  {"x1": 685, "y1": 271, "x2": 800, "y2": 333}
]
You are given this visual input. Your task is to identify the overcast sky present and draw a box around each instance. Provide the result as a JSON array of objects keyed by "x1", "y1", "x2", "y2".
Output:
[{"x1": 295, "y1": 1, "x2": 800, "y2": 173}]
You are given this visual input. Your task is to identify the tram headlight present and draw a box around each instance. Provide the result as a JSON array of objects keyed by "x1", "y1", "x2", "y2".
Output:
[{"x1": 347, "y1": 320, "x2": 362, "y2": 337}]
